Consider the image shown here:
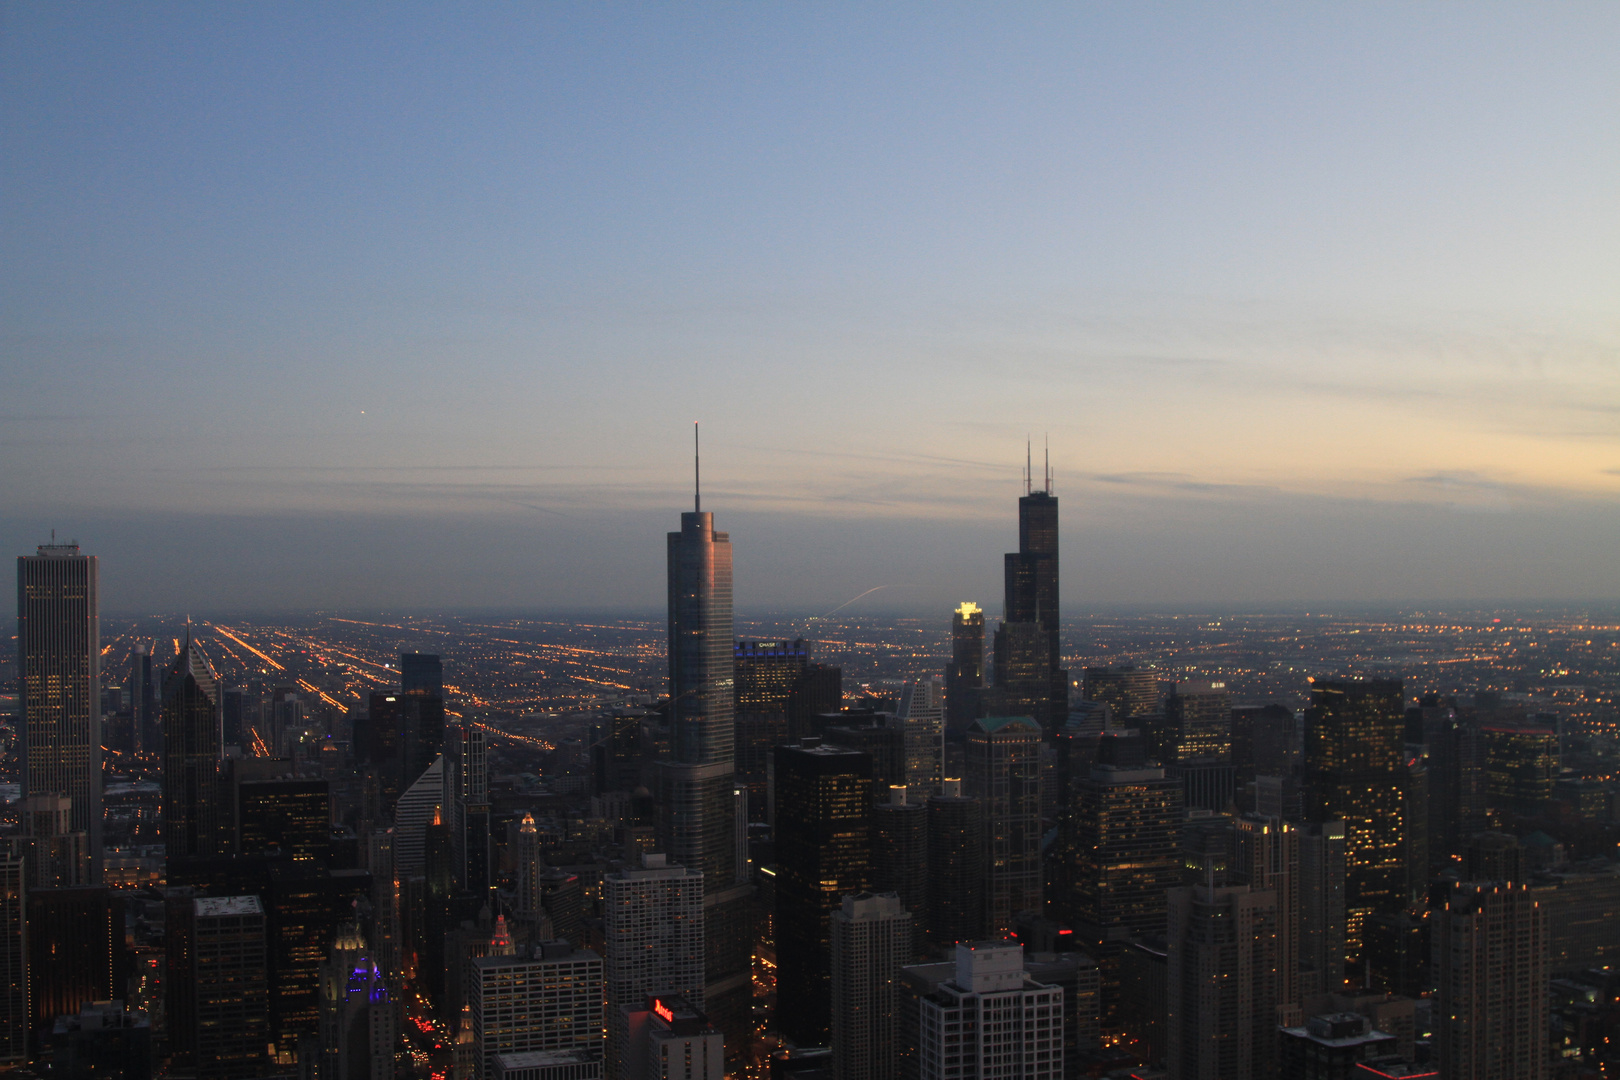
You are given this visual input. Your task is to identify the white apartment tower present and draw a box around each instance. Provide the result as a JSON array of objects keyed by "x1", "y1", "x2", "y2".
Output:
[
  {"x1": 917, "y1": 943, "x2": 1063, "y2": 1080},
  {"x1": 831, "y1": 892, "x2": 913, "y2": 1080},
  {"x1": 603, "y1": 853, "x2": 705, "y2": 1079}
]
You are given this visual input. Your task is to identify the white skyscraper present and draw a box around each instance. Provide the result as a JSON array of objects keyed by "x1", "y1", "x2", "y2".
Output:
[
  {"x1": 604, "y1": 853, "x2": 705, "y2": 1079},
  {"x1": 831, "y1": 892, "x2": 913, "y2": 1080},
  {"x1": 916, "y1": 943, "x2": 1063, "y2": 1080}
]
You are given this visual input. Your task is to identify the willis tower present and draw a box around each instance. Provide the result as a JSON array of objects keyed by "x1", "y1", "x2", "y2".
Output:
[
  {"x1": 993, "y1": 444, "x2": 1067, "y2": 732},
  {"x1": 660, "y1": 425, "x2": 753, "y2": 1047}
]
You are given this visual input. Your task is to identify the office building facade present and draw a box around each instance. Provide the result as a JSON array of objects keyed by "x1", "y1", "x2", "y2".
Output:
[
  {"x1": 773, "y1": 740, "x2": 873, "y2": 1045},
  {"x1": 471, "y1": 941, "x2": 604, "y2": 1080},
  {"x1": 604, "y1": 853, "x2": 706, "y2": 1079},
  {"x1": 946, "y1": 603, "x2": 985, "y2": 731},
  {"x1": 964, "y1": 716, "x2": 1043, "y2": 936},
  {"x1": 17, "y1": 542, "x2": 101, "y2": 872},
  {"x1": 1304, "y1": 679, "x2": 1406, "y2": 961}
]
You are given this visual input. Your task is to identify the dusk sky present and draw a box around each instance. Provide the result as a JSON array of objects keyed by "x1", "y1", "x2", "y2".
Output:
[{"x1": 4, "y1": 3, "x2": 1617, "y2": 614}]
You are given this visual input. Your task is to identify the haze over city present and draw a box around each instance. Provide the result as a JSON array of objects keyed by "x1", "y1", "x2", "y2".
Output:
[{"x1": 5, "y1": 3, "x2": 1619, "y2": 613}]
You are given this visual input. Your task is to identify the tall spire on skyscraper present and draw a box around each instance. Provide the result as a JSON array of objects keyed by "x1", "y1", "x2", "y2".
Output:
[{"x1": 694, "y1": 421, "x2": 701, "y2": 514}]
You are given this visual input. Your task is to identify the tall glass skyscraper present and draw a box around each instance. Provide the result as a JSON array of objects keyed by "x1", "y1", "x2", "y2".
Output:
[
  {"x1": 162, "y1": 628, "x2": 226, "y2": 860},
  {"x1": 17, "y1": 541, "x2": 101, "y2": 872},
  {"x1": 658, "y1": 452, "x2": 753, "y2": 1051}
]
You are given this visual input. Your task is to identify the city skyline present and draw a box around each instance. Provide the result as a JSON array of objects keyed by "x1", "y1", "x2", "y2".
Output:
[{"x1": 4, "y1": 4, "x2": 1619, "y2": 612}]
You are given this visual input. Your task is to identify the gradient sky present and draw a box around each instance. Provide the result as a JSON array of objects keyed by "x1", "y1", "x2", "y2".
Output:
[{"x1": 3, "y1": 3, "x2": 1617, "y2": 614}]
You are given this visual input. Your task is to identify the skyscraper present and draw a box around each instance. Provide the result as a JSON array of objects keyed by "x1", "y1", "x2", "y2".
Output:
[
  {"x1": 0, "y1": 849, "x2": 26, "y2": 1068},
  {"x1": 129, "y1": 645, "x2": 157, "y2": 758},
  {"x1": 1165, "y1": 883, "x2": 1280, "y2": 1080},
  {"x1": 1304, "y1": 679, "x2": 1406, "y2": 962},
  {"x1": 400, "y1": 652, "x2": 444, "y2": 698},
  {"x1": 773, "y1": 740, "x2": 873, "y2": 1046},
  {"x1": 470, "y1": 939, "x2": 604, "y2": 1080},
  {"x1": 894, "y1": 677, "x2": 945, "y2": 801},
  {"x1": 1080, "y1": 666, "x2": 1160, "y2": 726},
  {"x1": 964, "y1": 716, "x2": 1043, "y2": 936},
  {"x1": 830, "y1": 892, "x2": 913, "y2": 1080},
  {"x1": 603, "y1": 853, "x2": 706, "y2": 1079},
  {"x1": 191, "y1": 895, "x2": 272, "y2": 1079},
  {"x1": 946, "y1": 603, "x2": 985, "y2": 731},
  {"x1": 162, "y1": 629, "x2": 227, "y2": 861},
  {"x1": 444, "y1": 721, "x2": 493, "y2": 892},
  {"x1": 1434, "y1": 882, "x2": 1548, "y2": 1080},
  {"x1": 870, "y1": 786, "x2": 928, "y2": 960},
  {"x1": 925, "y1": 779, "x2": 985, "y2": 950},
  {"x1": 1062, "y1": 729, "x2": 1183, "y2": 1030},
  {"x1": 319, "y1": 923, "x2": 396, "y2": 1080},
  {"x1": 17, "y1": 541, "x2": 101, "y2": 872},
  {"x1": 995, "y1": 452, "x2": 1065, "y2": 733},
  {"x1": 661, "y1": 447, "x2": 753, "y2": 1043},
  {"x1": 1232, "y1": 814, "x2": 1300, "y2": 1022},
  {"x1": 915, "y1": 942, "x2": 1064, "y2": 1080}
]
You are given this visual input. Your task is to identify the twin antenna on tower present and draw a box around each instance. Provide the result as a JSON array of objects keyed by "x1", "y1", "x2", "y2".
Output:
[{"x1": 1024, "y1": 435, "x2": 1052, "y2": 496}]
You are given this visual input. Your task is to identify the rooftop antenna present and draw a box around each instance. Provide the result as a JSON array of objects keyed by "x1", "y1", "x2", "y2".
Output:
[
  {"x1": 1044, "y1": 433, "x2": 1052, "y2": 495},
  {"x1": 1025, "y1": 438, "x2": 1032, "y2": 496},
  {"x1": 694, "y1": 421, "x2": 701, "y2": 514}
]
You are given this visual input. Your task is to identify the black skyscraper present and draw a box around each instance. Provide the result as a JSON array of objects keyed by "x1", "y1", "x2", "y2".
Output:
[
  {"x1": 162, "y1": 629, "x2": 226, "y2": 861},
  {"x1": 400, "y1": 652, "x2": 443, "y2": 698},
  {"x1": 773, "y1": 740, "x2": 872, "y2": 1046},
  {"x1": 992, "y1": 451, "x2": 1067, "y2": 731}
]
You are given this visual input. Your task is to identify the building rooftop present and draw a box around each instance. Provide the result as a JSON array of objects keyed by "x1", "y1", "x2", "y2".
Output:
[{"x1": 193, "y1": 895, "x2": 262, "y2": 918}]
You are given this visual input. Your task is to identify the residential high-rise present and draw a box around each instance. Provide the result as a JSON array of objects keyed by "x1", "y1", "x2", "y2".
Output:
[
  {"x1": 603, "y1": 853, "x2": 705, "y2": 1079},
  {"x1": 1063, "y1": 730, "x2": 1183, "y2": 1030},
  {"x1": 773, "y1": 740, "x2": 872, "y2": 1046},
  {"x1": 1297, "y1": 819, "x2": 1349, "y2": 997},
  {"x1": 1304, "y1": 679, "x2": 1406, "y2": 962},
  {"x1": 661, "y1": 463, "x2": 753, "y2": 1044},
  {"x1": 1434, "y1": 882, "x2": 1548, "y2": 1080},
  {"x1": 946, "y1": 603, "x2": 985, "y2": 731},
  {"x1": 162, "y1": 629, "x2": 226, "y2": 861},
  {"x1": 894, "y1": 677, "x2": 945, "y2": 801},
  {"x1": 964, "y1": 716, "x2": 1043, "y2": 936},
  {"x1": 0, "y1": 849, "x2": 26, "y2": 1068},
  {"x1": 871, "y1": 786, "x2": 928, "y2": 959},
  {"x1": 445, "y1": 721, "x2": 493, "y2": 892},
  {"x1": 191, "y1": 895, "x2": 271, "y2": 1079},
  {"x1": 470, "y1": 940, "x2": 604, "y2": 1080},
  {"x1": 17, "y1": 541, "x2": 101, "y2": 872},
  {"x1": 1232, "y1": 814, "x2": 1300, "y2": 1022},
  {"x1": 916, "y1": 942, "x2": 1064, "y2": 1080},
  {"x1": 925, "y1": 779, "x2": 984, "y2": 949},
  {"x1": 129, "y1": 645, "x2": 157, "y2": 758},
  {"x1": 831, "y1": 892, "x2": 913, "y2": 1080},
  {"x1": 1165, "y1": 883, "x2": 1280, "y2": 1079}
]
